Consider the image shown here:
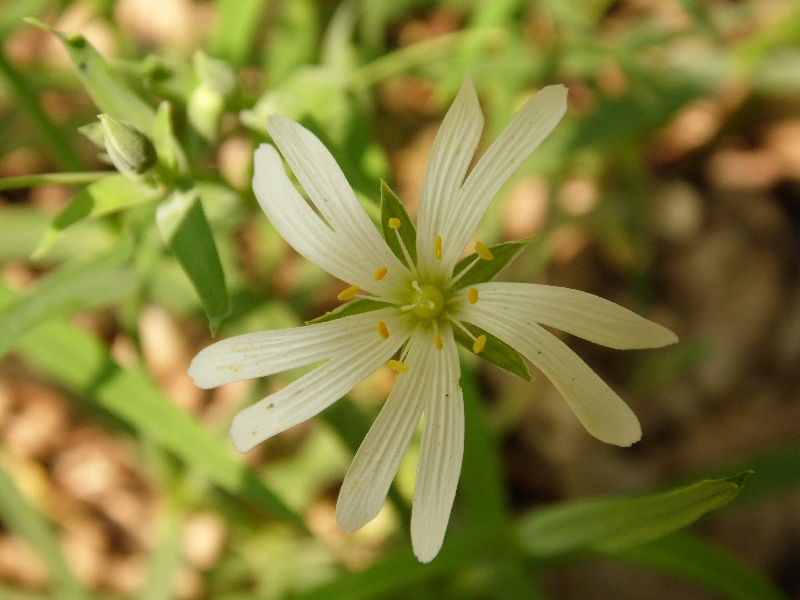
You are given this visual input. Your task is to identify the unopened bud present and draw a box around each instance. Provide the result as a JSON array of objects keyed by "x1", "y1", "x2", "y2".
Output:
[{"x1": 98, "y1": 114, "x2": 156, "y2": 176}]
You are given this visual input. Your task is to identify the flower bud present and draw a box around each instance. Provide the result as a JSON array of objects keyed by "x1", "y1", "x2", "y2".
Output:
[{"x1": 98, "y1": 114, "x2": 156, "y2": 177}]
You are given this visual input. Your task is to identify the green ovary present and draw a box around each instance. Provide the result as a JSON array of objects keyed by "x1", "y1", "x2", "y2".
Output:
[{"x1": 410, "y1": 284, "x2": 446, "y2": 319}]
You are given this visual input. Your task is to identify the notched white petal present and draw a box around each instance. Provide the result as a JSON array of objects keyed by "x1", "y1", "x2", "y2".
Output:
[
  {"x1": 416, "y1": 73, "x2": 484, "y2": 280},
  {"x1": 189, "y1": 308, "x2": 406, "y2": 388},
  {"x1": 253, "y1": 144, "x2": 406, "y2": 299},
  {"x1": 410, "y1": 327, "x2": 464, "y2": 563},
  {"x1": 458, "y1": 306, "x2": 641, "y2": 447},
  {"x1": 335, "y1": 330, "x2": 434, "y2": 533},
  {"x1": 442, "y1": 84, "x2": 568, "y2": 270},
  {"x1": 460, "y1": 283, "x2": 678, "y2": 350},
  {"x1": 266, "y1": 117, "x2": 410, "y2": 295},
  {"x1": 229, "y1": 317, "x2": 412, "y2": 452}
]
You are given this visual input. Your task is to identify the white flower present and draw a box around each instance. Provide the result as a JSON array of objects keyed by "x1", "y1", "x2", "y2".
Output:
[{"x1": 189, "y1": 74, "x2": 678, "y2": 563}]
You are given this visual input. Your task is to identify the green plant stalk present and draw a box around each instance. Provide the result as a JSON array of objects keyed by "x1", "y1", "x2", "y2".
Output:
[
  {"x1": 0, "y1": 51, "x2": 83, "y2": 171},
  {"x1": 0, "y1": 172, "x2": 109, "y2": 191}
]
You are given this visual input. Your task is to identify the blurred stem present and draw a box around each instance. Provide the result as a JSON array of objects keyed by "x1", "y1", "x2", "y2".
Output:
[
  {"x1": 351, "y1": 28, "x2": 507, "y2": 87},
  {"x1": 0, "y1": 461, "x2": 93, "y2": 600},
  {"x1": 0, "y1": 171, "x2": 109, "y2": 191},
  {"x1": 0, "y1": 51, "x2": 83, "y2": 171}
]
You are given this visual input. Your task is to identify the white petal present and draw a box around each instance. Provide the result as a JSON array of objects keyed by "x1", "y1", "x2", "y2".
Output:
[
  {"x1": 410, "y1": 326, "x2": 464, "y2": 563},
  {"x1": 335, "y1": 329, "x2": 437, "y2": 533},
  {"x1": 416, "y1": 74, "x2": 483, "y2": 281},
  {"x1": 456, "y1": 283, "x2": 677, "y2": 349},
  {"x1": 253, "y1": 144, "x2": 406, "y2": 299},
  {"x1": 189, "y1": 308, "x2": 408, "y2": 388},
  {"x1": 229, "y1": 314, "x2": 413, "y2": 452},
  {"x1": 441, "y1": 85, "x2": 568, "y2": 271},
  {"x1": 456, "y1": 304, "x2": 641, "y2": 447},
  {"x1": 267, "y1": 117, "x2": 411, "y2": 295}
]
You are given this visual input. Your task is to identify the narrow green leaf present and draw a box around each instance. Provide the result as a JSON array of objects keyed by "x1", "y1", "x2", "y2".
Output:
[
  {"x1": 454, "y1": 322, "x2": 532, "y2": 382},
  {"x1": 33, "y1": 175, "x2": 162, "y2": 259},
  {"x1": 0, "y1": 463, "x2": 92, "y2": 600},
  {"x1": 518, "y1": 472, "x2": 752, "y2": 557},
  {"x1": 0, "y1": 242, "x2": 135, "y2": 358},
  {"x1": 305, "y1": 298, "x2": 390, "y2": 324},
  {"x1": 380, "y1": 180, "x2": 417, "y2": 267},
  {"x1": 450, "y1": 238, "x2": 531, "y2": 291},
  {"x1": 156, "y1": 189, "x2": 230, "y2": 334},
  {"x1": 25, "y1": 19, "x2": 155, "y2": 135},
  {"x1": 13, "y1": 316, "x2": 307, "y2": 533},
  {"x1": 615, "y1": 533, "x2": 786, "y2": 600}
]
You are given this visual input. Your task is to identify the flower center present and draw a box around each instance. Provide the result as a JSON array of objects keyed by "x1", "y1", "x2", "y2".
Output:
[{"x1": 409, "y1": 283, "x2": 445, "y2": 319}]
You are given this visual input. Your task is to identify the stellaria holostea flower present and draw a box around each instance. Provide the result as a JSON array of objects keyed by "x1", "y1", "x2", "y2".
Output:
[{"x1": 189, "y1": 74, "x2": 678, "y2": 562}]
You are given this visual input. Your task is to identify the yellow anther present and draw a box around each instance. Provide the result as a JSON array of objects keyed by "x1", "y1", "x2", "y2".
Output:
[
  {"x1": 374, "y1": 266, "x2": 388, "y2": 281},
  {"x1": 473, "y1": 335, "x2": 487, "y2": 354},
  {"x1": 475, "y1": 241, "x2": 494, "y2": 261},
  {"x1": 468, "y1": 288, "x2": 479, "y2": 304},
  {"x1": 337, "y1": 285, "x2": 359, "y2": 301},
  {"x1": 377, "y1": 321, "x2": 390, "y2": 339},
  {"x1": 434, "y1": 333, "x2": 443, "y2": 351},
  {"x1": 388, "y1": 218, "x2": 401, "y2": 229},
  {"x1": 388, "y1": 359, "x2": 408, "y2": 373},
  {"x1": 434, "y1": 236, "x2": 442, "y2": 260}
]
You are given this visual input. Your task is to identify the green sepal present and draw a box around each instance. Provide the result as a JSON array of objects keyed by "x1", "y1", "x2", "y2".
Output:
[
  {"x1": 306, "y1": 298, "x2": 391, "y2": 325},
  {"x1": 519, "y1": 471, "x2": 753, "y2": 557},
  {"x1": 380, "y1": 180, "x2": 417, "y2": 268},
  {"x1": 450, "y1": 237, "x2": 531, "y2": 291},
  {"x1": 454, "y1": 322, "x2": 532, "y2": 382},
  {"x1": 156, "y1": 189, "x2": 231, "y2": 334}
]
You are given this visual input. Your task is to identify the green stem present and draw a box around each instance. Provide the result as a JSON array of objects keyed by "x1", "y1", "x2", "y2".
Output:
[
  {"x1": 0, "y1": 171, "x2": 109, "y2": 191},
  {"x1": 0, "y1": 50, "x2": 83, "y2": 171}
]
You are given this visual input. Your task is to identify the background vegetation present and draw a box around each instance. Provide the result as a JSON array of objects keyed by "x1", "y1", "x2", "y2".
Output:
[{"x1": 1, "y1": 0, "x2": 799, "y2": 598}]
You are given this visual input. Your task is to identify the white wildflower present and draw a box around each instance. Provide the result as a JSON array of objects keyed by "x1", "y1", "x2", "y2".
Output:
[{"x1": 189, "y1": 74, "x2": 677, "y2": 563}]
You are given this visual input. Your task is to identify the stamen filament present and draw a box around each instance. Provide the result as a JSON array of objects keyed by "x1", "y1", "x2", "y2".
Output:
[
  {"x1": 448, "y1": 316, "x2": 476, "y2": 341},
  {"x1": 446, "y1": 256, "x2": 480, "y2": 289},
  {"x1": 389, "y1": 219, "x2": 418, "y2": 276}
]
